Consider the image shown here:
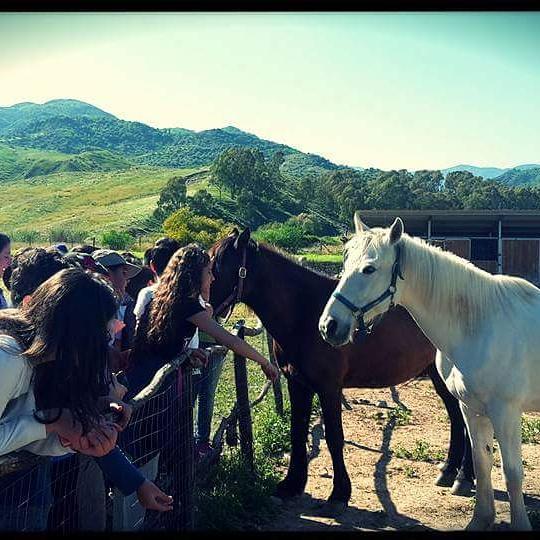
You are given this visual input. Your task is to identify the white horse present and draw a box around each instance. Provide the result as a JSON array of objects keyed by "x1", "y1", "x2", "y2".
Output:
[{"x1": 319, "y1": 211, "x2": 540, "y2": 530}]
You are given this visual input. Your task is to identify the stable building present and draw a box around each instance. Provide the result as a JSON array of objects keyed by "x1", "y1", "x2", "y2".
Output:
[{"x1": 358, "y1": 209, "x2": 540, "y2": 285}]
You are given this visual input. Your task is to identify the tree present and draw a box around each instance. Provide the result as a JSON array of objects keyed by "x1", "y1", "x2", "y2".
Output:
[{"x1": 154, "y1": 175, "x2": 187, "y2": 221}]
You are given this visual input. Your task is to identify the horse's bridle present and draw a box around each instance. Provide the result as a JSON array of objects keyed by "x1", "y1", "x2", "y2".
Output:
[
  {"x1": 213, "y1": 244, "x2": 249, "y2": 321},
  {"x1": 332, "y1": 243, "x2": 404, "y2": 344}
]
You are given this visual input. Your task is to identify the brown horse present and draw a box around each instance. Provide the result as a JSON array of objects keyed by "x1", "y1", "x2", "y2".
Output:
[{"x1": 209, "y1": 229, "x2": 474, "y2": 514}]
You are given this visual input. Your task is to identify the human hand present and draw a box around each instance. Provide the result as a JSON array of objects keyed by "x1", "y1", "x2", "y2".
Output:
[
  {"x1": 187, "y1": 348, "x2": 209, "y2": 369},
  {"x1": 108, "y1": 372, "x2": 128, "y2": 401},
  {"x1": 261, "y1": 360, "x2": 279, "y2": 383},
  {"x1": 137, "y1": 480, "x2": 173, "y2": 512},
  {"x1": 70, "y1": 421, "x2": 120, "y2": 457}
]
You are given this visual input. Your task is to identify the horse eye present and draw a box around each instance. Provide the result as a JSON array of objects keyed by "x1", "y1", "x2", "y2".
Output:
[{"x1": 362, "y1": 265, "x2": 376, "y2": 275}]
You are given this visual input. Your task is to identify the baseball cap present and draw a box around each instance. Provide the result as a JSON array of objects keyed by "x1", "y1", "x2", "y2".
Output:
[
  {"x1": 63, "y1": 252, "x2": 110, "y2": 276},
  {"x1": 91, "y1": 249, "x2": 141, "y2": 279}
]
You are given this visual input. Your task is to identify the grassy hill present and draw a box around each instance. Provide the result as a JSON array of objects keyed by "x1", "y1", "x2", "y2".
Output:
[
  {"x1": 0, "y1": 144, "x2": 133, "y2": 181},
  {"x1": 0, "y1": 99, "x2": 340, "y2": 179},
  {"x1": 0, "y1": 166, "x2": 200, "y2": 237}
]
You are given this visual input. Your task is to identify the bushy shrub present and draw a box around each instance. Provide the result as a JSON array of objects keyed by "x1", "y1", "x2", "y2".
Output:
[
  {"x1": 253, "y1": 220, "x2": 314, "y2": 253},
  {"x1": 163, "y1": 206, "x2": 230, "y2": 249},
  {"x1": 101, "y1": 229, "x2": 134, "y2": 250}
]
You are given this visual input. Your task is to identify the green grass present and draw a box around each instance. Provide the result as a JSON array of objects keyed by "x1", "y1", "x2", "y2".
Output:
[
  {"x1": 387, "y1": 405, "x2": 413, "y2": 426},
  {"x1": 300, "y1": 253, "x2": 343, "y2": 263},
  {"x1": 0, "y1": 166, "x2": 201, "y2": 236},
  {"x1": 194, "y1": 305, "x2": 293, "y2": 530},
  {"x1": 393, "y1": 439, "x2": 446, "y2": 463}
]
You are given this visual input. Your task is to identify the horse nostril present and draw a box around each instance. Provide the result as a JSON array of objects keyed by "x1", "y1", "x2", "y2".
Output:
[{"x1": 326, "y1": 318, "x2": 337, "y2": 338}]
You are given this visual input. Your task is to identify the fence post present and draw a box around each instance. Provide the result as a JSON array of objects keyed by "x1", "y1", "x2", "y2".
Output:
[
  {"x1": 178, "y1": 366, "x2": 194, "y2": 529},
  {"x1": 163, "y1": 366, "x2": 194, "y2": 531},
  {"x1": 233, "y1": 322, "x2": 254, "y2": 470},
  {"x1": 265, "y1": 330, "x2": 284, "y2": 416}
]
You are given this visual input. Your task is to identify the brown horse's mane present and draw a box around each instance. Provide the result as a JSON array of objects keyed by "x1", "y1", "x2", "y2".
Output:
[{"x1": 213, "y1": 234, "x2": 336, "y2": 286}]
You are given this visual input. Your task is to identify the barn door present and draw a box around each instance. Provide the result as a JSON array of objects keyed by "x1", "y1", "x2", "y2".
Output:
[{"x1": 502, "y1": 239, "x2": 540, "y2": 284}]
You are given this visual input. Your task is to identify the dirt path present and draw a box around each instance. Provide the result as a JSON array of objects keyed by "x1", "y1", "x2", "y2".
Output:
[{"x1": 269, "y1": 379, "x2": 540, "y2": 531}]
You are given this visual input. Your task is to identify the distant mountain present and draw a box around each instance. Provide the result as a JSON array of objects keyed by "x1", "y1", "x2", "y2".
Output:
[
  {"x1": 442, "y1": 163, "x2": 540, "y2": 181},
  {"x1": 0, "y1": 99, "x2": 114, "y2": 133},
  {"x1": 0, "y1": 99, "x2": 339, "y2": 179},
  {"x1": 442, "y1": 164, "x2": 508, "y2": 179},
  {"x1": 493, "y1": 167, "x2": 540, "y2": 187}
]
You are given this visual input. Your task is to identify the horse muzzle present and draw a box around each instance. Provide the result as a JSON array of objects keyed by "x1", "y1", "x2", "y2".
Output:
[{"x1": 319, "y1": 316, "x2": 351, "y2": 348}]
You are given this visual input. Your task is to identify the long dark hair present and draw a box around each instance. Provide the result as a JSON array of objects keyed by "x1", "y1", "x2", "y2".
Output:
[
  {"x1": 0, "y1": 268, "x2": 119, "y2": 433},
  {"x1": 136, "y1": 244, "x2": 209, "y2": 360}
]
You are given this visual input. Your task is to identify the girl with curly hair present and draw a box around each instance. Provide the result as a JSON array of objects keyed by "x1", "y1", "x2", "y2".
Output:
[{"x1": 133, "y1": 243, "x2": 278, "y2": 383}]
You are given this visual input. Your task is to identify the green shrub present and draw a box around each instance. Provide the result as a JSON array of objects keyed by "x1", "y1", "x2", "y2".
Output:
[
  {"x1": 163, "y1": 206, "x2": 230, "y2": 249},
  {"x1": 101, "y1": 229, "x2": 134, "y2": 250},
  {"x1": 253, "y1": 220, "x2": 313, "y2": 253},
  {"x1": 522, "y1": 416, "x2": 540, "y2": 444}
]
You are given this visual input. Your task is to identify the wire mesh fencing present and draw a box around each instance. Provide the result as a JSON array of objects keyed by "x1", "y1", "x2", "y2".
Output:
[
  {"x1": 0, "y1": 320, "x2": 285, "y2": 532},
  {"x1": 0, "y1": 352, "x2": 194, "y2": 533}
]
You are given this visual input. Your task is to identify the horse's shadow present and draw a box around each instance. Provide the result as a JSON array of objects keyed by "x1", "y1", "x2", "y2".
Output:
[
  {"x1": 276, "y1": 386, "x2": 430, "y2": 531},
  {"x1": 272, "y1": 492, "x2": 431, "y2": 531}
]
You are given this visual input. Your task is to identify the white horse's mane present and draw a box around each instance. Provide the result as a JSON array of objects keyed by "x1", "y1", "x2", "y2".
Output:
[{"x1": 399, "y1": 233, "x2": 540, "y2": 334}]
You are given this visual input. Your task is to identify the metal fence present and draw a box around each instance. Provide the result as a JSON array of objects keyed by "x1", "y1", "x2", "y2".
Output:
[{"x1": 0, "y1": 319, "x2": 285, "y2": 532}]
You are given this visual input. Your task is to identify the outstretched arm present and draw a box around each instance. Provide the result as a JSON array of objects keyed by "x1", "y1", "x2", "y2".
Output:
[{"x1": 188, "y1": 311, "x2": 279, "y2": 382}]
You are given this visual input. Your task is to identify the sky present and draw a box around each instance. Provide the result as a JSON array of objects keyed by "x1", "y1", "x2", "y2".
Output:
[{"x1": 0, "y1": 12, "x2": 539, "y2": 170}]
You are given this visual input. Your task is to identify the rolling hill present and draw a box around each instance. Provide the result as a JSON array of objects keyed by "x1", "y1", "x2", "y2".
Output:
[{"x1": 0, "y1": 99, "x2": 339, "y2": 178}]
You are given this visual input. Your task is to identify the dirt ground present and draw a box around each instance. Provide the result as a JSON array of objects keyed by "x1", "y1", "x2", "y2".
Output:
[{"x1": 268, "y1": 378, "x2": 540, "y2": 531}]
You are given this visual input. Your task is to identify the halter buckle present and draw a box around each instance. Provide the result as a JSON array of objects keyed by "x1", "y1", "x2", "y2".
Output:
[{"x1": 238, "y1": 266, "x2": 247, "y2": 279}]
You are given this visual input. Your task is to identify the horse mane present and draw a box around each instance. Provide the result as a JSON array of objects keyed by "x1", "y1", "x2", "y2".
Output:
[
  {"x1": 213, "y1": 235, "x2": 334, "y2": 283},
  {"x1": 400, "y1": 233, "x2": 540, "y2": 334}
]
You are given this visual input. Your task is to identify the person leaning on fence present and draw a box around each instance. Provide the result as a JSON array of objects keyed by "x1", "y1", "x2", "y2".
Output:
[
  {"x1": 133, "y1": 244, "x2": 279, "y2": 385},
  {"x1": 0, "y1": 267, "x2": 173, "y2": 530},
  {"x1": 0, "y1": 234, "x2": 12, "y2": 310}
]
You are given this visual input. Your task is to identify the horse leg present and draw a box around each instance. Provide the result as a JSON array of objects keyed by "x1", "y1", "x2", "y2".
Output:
[
  {"x1": 274, "y1": 378, "x2": 314, "y2": 499},
  {"x1": 427, "y1": 363, "x2": 467, "y2": 488},
  {"x1": 490, "y1": 405, "x2": 532, "y2": 530},
  {"x1": 460, "y1": 402, "x2": 496, "y2": 530},
  {"x1": 318, "y1": 389, "x2": 351, "y2": 516},
  {"x1": 452, "y1": 428, "x2": 475, "y2": 496}
]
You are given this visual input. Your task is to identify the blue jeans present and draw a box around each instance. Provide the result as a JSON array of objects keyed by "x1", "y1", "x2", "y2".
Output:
[
  {"x1": 0, "y1": 459, "x2": 52, "y2": 531},
  {"x1": 192, "y1": 345, "x2": 226, "y2": 445}
]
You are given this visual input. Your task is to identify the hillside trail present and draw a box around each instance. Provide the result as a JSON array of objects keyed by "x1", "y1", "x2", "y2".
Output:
[{"x1": 267, "y1": 379, "x2": 540, "y2": 531}]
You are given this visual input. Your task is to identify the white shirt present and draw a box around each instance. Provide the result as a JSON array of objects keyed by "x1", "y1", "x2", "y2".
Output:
[
  {"x1": 134, "y1": 285, "x2": 206, "y2": 350},
  {"x1": 0, "y1": 335, "x2": 74, "y2": 457}
]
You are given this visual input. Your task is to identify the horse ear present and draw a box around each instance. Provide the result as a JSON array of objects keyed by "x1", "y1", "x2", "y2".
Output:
[
  {"x1": 354, "y1": 211, "x2": 368, "y2": 234},
  {"x1": 229, "y1": 227, "x2": 240, "y2": 237},
  {"x1": 340, "y1": 235, "x2": 349, "y2": 244},
  {"x1": 389, "y1": 217, "x2": 404, "y2": 245},
  {"x1": 234, "y1": 228, "x2": 251, "y2": 250}
]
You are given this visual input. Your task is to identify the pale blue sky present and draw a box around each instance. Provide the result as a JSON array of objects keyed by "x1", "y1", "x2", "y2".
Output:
[{"x1": 0, "y1": 12, "x2": 539, "y2": 170}]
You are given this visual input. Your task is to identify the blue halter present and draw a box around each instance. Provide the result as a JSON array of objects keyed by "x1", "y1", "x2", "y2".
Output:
[{"x1": 332, "y1": 244, "x2": 404, "y2": 344}]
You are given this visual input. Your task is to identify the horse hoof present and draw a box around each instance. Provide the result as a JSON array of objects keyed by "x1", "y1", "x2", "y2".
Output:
[
  {"x1": 451, "y1": 478, "x2": 474, "y2": 497},
  {"x1": 435, "y1": 469, "x2": 457, "y2": 487},
  {"x1": 273, "y1": 481, "x2": 305, "y2": 500},
  {"x1": 317, "y1": 500, "x2": 348, "y2": 518}
]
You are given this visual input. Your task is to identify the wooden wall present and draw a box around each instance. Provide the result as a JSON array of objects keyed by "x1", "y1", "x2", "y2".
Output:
[{"x1": 503, "y1": 239, "x2": 540, "y2": 283}]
